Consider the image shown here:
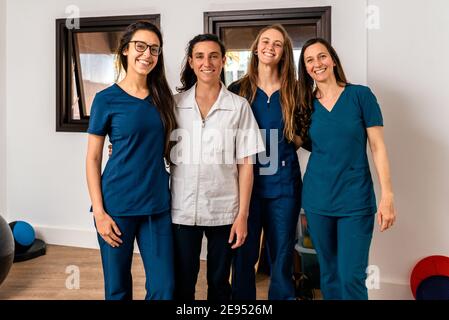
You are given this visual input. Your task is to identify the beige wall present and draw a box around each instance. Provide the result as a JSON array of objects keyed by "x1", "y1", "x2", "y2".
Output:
[
  {"x1": 0, "y1": 0, "x2": 7, "y2": 220},
  {"x1": 366, "y1": 0, "x2": 449, "y2": 298}
]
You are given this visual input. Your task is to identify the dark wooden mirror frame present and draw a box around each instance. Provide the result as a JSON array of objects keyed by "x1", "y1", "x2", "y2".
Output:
[
  {"x1": 55, "y1": 14, "x2": 160, "y2": 132},
  {"x1": 204, "y1": 6, "x2": 331, "y2": 75},
  {"x1": 204, "y1": 7, "x2": 331, "y2": 40}
]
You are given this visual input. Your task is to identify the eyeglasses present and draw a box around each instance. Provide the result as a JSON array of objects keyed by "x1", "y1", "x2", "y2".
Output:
[{"x1": 129, "y1": 41, "x2": 162, "y2": 56}]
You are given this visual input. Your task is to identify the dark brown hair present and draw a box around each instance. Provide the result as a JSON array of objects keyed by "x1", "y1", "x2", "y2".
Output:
[
  {"x1": 177, "y1": 33, "x2": 226, "y2": 92},
  {"x1": 116, "y1": 21, "x2": 177, "y2": 161},
  {"x1": 297, "y1": 38, "x2": 348, "y2": 140}
]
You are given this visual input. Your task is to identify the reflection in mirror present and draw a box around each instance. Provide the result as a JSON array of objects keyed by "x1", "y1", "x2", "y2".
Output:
[
  {"x1": 221, "y1": 24, "x2": 317, "y2": 86},
  {"x1": 72, "y1": 31, "x2": 123, "y2": 120},
  {"x1": 71, "y1": 58, "x2": 80, "y2": 120}
]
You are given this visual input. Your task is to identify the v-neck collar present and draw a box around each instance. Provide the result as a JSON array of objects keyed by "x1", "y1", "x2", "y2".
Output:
[
  {"x1": 316, "y1": 85, "x2": 347, "y2": 113},
  {"x1": 114, "y1": 83, "x2": 151, "y2": 102},
  {"x1": 257, "y1": 87, "x2": 280, "y2": 100}
]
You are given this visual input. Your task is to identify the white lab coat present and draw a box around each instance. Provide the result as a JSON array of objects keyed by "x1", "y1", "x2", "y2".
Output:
[{"x1": 170, "y1": 83, "x2": 265, "y2": 226}]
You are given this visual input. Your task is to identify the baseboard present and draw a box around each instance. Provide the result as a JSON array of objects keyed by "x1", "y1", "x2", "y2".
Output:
[
  {"x1": 34, "y1": 224, "x2": 209, "y2": 260},
  {"x1": 34, "y1": 225, "x2": 99, "y2": 250},
  {"x1": 368, "y1": 281, "x2": 413, "y2": 300},
  {"x1": 0, "y1": 211, "x2": 8, "y2": 220}
]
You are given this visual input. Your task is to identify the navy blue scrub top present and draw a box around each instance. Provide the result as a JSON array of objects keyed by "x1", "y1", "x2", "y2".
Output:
[
  {"x1": 302, "y1": 84, "x2": 383, "y2": 216},
  {"x1": 229, "y1": 83, "x2": 301, "y2": 198},
  {"x1": 87, "y1": 84, "x2": 170, "y2": 216}
]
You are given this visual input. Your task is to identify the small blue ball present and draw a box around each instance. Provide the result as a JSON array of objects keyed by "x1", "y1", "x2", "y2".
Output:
[{"x1": 9, "y1": 221, "x2": 36, "y2": 254}]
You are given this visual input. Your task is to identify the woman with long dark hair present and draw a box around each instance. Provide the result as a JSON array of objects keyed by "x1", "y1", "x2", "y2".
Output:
[
  {"x1": 298, "y1": 38, "x2": 396, "y2": 299},
  {"x1": 170, "y1": 34, "x2": 264, "y2": 301},
  {"x1": 229, "y1": 24, "x2": 307, "y2": 300},
  {"x1": 86, "y1": 21, "x2": 176, "y2": 300}
]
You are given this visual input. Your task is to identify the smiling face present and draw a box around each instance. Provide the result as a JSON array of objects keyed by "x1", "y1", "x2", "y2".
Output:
[
  {"x1": 256, "y1": 28, "x2": 284, "y2": 66},
  {"x1": 188, "y1": 40, "x2": 225, "y2": 86},
  {"x1": 123, "y1": 29, "x2": 160, "y2": 77},
  {"x1": 303, "y1": 42, "x2": 336, "y2": 83}
]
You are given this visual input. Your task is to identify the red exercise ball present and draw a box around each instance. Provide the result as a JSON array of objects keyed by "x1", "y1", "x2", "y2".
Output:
[{"x1": 410, "y1": 255, "x2": 449, "y2": 299}]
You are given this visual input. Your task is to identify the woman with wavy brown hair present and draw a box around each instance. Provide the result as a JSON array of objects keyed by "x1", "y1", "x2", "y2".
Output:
[
  {"x1": 229, "y1": 24, "x2": 308, "y2": 300},
  {"x1": 298, "y1": 38, "x2": 396, "y2": 300}
]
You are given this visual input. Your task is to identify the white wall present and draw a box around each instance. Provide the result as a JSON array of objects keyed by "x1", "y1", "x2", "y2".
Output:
[
  {"x1": 10, "y1": 0, "x2": 446, "y2": 299},
  {"x1": 0, "y1": 0, "x2": 6, "y2": 221},
  {"x1": 366, "y1": 0, "x2": 449, "y2": 299}
]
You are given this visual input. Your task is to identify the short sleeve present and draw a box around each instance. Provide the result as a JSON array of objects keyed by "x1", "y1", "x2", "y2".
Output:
[
  {"x1": 87, "y1": 93, "x2": 110, "y2": 136},
  {"x1": 359, "y1": 86, "x2": 383, "y2": 128},
  {"x1": 235, "y1": 100, "x2": 265, "y2": 159}
]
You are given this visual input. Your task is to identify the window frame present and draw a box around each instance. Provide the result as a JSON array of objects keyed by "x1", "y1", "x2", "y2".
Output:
[
  {"x1": 204, "y1": 6, "x2": 331, "y2": 78},
  {"x1": 204, "y1": 7, "x2": 331, "y2": 39},
  {"x1": 55, "y1": 14, "x2": 160, "y2": 132}
]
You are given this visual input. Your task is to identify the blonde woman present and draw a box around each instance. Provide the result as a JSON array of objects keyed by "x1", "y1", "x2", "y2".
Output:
[{"x1": 229, "y1": 24, "x2": 308, "y2": 300}]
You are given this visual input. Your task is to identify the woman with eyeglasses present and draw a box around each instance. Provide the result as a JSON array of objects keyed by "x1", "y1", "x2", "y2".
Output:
[{"x1": 86, "y1": 21, "x2": 176, "y2": 300}]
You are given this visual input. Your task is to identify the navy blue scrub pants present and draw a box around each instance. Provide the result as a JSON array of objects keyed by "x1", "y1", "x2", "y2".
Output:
[
  {"x1": 305, "y1": 212, "x2": 374, "y2": 300},
  {"x1": 172, "y1": 224, "x2": 233, "y2": 301},
  {"x1": 232, "y1": 195, "x2": 300, "y2": 300},
  {"x1": 96, "y1": 211, "x2": 174, "y2": 300}
]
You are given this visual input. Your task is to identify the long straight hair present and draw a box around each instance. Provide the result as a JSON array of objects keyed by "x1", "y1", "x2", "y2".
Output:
[
  {"x1": 115, "y1": 21, "x2": 177, "y2": 161},
  {"x1": 177, "y1": 33, "x2": 226, "y2": 92},
  {"x1": 297, "y1": 38, "x2": 348, "y2": 139},
  {"x1": 236, "y1": 24, "x2": 299, "y2": 142}
]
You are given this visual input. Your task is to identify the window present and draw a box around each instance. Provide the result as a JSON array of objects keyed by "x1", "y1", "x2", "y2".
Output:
[
  {"x1": 56, "y1": 14, "x2": 160, "y2": 132},
  {"x1": 204, "y1": 7, "x2": 331, "y2": 86}
]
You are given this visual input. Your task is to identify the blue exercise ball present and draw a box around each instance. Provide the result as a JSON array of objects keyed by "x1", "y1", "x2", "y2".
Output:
[
  {"x1": 0, "y1": 215, "x2": 15, "y2": 286},
  {"x1": 9, "y1": 221, "x2": 36, "y2": 254}
]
